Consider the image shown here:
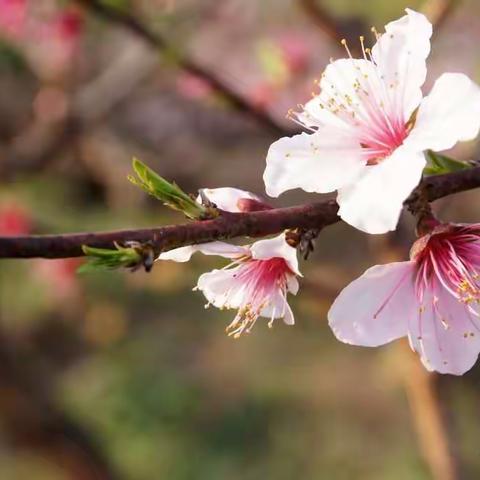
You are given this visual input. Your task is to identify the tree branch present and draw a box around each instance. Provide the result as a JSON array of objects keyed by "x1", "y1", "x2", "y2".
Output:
[
  {"x1": 2, "y1": 167, "x2": 480, "y2": 260},
  {"x1": 74, "y1": 0, "x2": 293, "y2": 136},
  {"x1": 297, "y1": 0, "x2": 366, "y2": 51}
]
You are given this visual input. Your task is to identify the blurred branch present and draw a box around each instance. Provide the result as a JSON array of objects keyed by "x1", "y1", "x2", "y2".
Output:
[
  {"x1": 2, "y1": 40, "x2": 158, "y2": 179},
  {"x1": 297, "y1": 0, "x2": 365, "y2": 50},
  {"x1": 1, "y1": 166, "x2": 480, "y2": 259},
  {"x1": 299, "y1": 0, "x2": 461, "y2": 50},
  {"x1": 298, "y1": 0, "x2": 344, "y2": 41},
  {"x1": 74, "y1": 0, "x2": 292, "y2": 136},
  {"x1": 398, "y1": 343, "x2": 458, "y2": 480},
  {"x1": 422, "y1": 0, "x2": 462, "y2": 33},
  {"x1": 371, "y1": 232, "x2": 459, "y2": 480}
]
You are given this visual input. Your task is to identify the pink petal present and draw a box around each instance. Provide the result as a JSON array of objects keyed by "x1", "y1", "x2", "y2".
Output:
[
  {"x1": 408, "y1": 288, "x2": 480, "y2": 375},
  {"x1": 328, "y1": 262, "x2": 415, "y2": 346}
]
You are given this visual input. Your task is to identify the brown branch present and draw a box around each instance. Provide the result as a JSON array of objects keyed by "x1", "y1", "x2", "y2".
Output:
[
  {"x1": 1, "y1": 166, "x2": 480, "y2": 260},
  {"x1": 297, "y1": 0, "x2": 366, "y2": 51},
  {"x1": 422, "y1": 0, "x2": 462, "y2": 34},
  {"x1": 74, "y1": 0, "x2": 293, "y2": 136}
]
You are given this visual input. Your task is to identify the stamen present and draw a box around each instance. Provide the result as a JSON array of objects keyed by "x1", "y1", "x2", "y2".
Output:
[
  {"x1": 359, "y1": 35, "x2": 368, "y2": 61},
  {"x1": 340, "y1": 38, "x2": 353, "y2": 59}
]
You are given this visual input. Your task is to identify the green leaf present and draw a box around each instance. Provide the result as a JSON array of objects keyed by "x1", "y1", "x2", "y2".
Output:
[
  {"x1": 78, "y1": 244, "x2": 142, "y2": 273},
  {"x1": 424, "y1": 150, "x2": 472, "y2": 176},
  {"x1": 128, "y1": 158, "x2": 215, "y2": 220},
  {"x1": 256, "y1": 40, "x2": 288, "y2": 84}
]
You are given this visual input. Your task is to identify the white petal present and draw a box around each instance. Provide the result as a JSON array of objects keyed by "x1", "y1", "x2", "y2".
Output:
[
  {"x1": 260, "y1": 292, "x2": 295, "y2": 325},
  {"x1": 371, "y1": 8, "x2": 432, "y2": 121},
  {"x1": 158, "y1": 241, "x2": 247, "y2": 262},
  {"x1": 197, "y1": 187, "x2": 262, "y2": 213},
  {"x1": 157, "y1": 245, "x2": 199, "y2": 262},
  {"x1": 282, "y1": 302, "x2": 295, "y2": 325},
  {"x1": 197, "y1": 268, "x2": 246, "y2": 309},
  {"x1": 337, "y1": 145, "x2": 426, "y2": 234},
  {"x1": 408, "y1": 289, "x2": 480, "y2": 375},
  {"x1": 286, "y1": 275, "x2": 299, "y2": 295},
  {"x1": 264, "y1": 130, "x2": 366, "y2": 198},
  {"x1": 328, "y1": 261, "x2": 415, "y2": 347},
  {"x1": 406, "y1": 73, "x2": 480, "y2": 152},
  {"x1": 300, "y1": 58, "x2": 376, "y2": 130},
  {"x1": 250, "y1": 233, "x2": 301, "y2": 276}
]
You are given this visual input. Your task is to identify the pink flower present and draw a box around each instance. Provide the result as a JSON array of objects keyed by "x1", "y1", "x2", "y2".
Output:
[
  {"x1": 264, "y1": 9, "x2": 480, "y2": 234},
  {"x1": 0, "y1": 0, "x2": 26, "y2": 40},
  {"x1": 328, "y1": 224, "x2": 480, "y2": 375},
  {"x1": 28, "y1": 7, "x2": 83, "y2": 79},
  {"x1": 158, "y1": 188, "x2": 301, "y2": 337}
]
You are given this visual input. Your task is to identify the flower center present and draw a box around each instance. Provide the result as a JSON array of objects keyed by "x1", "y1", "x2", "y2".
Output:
[
  {"x1": 223, "y1": 257, "x2": 291, "y2": 338},
  {"x1": 414, "y1": 227, "x2": 480, "y2": 305},
  {"x1": 288, "y1": 33, "x2": 414, "y2": 165}
]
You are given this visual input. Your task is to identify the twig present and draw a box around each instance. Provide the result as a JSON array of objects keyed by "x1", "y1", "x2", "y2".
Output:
[
  {"x1": 74, "y1": 0, "x2": 292, "y2": 136},
  {"x1": 297, "y1": 0, "x2": 367, "y2": 54},
  {"x1": 298, "y1": 0, "x2": 344, "y2": 42},
  {"x1": 422, "y1": 0, "x2": 462, "y2": 34},
  {"x1": 370, "y1": 233, "x2": 459, "y2": 480},
  {"x1": 398, "y1": 342, "x2": 458, "y2": 480},
  {"x1": 1, "y1": 166, "x2": 480, "y2": 259}
]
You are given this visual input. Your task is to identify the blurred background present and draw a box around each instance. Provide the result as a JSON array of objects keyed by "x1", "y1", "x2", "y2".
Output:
[{"x1": 1, "y1": 0, "x2": 480, "y2": 479}]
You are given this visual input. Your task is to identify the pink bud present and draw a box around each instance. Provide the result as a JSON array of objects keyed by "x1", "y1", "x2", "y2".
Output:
[{"x1": 236, "y1": 198, "x2": 273, "y2": 212}]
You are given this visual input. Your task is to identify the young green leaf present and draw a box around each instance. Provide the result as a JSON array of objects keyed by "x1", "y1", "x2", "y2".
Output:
[
  {"x1": 424, "y1": 150, "x2": 472, "y2": 176},
  {"x1": 78, "y1": 244, "x2": 142, "y2": 273},
  {"x1": 128, "y1": 158, "x2": 215, "y2": 219}
]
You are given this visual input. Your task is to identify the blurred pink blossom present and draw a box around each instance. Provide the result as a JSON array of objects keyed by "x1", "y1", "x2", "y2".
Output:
[
  {"x1": 0, "y1": 1, "x2": 83, "y2": 79},
  {"x1": 0, "y1": 203, "x2": 32, "y2": 235},
  {"x1": 0, "y1": 0, "x2": 26, "y2": 39},
  {"x1": 277, "y1": 33, "x2": 310, "y2": 74},
  {"x1": 176, "y1": 72, "x2": 214, "y2": 100},
  {"x1": 33, "y1": 257, "x2": 82, "y2": 301}
]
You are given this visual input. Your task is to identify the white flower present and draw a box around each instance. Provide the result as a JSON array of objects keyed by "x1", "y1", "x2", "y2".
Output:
[
  {"x1": 264, "y1": 8, "x2": 480, "y2": 234},
  {"x1": 158, "y1": 188, "x2": 301, "y2": 337},
  {"x1": 160, "y1": 233, "x2": 301, "y2": 338}
]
